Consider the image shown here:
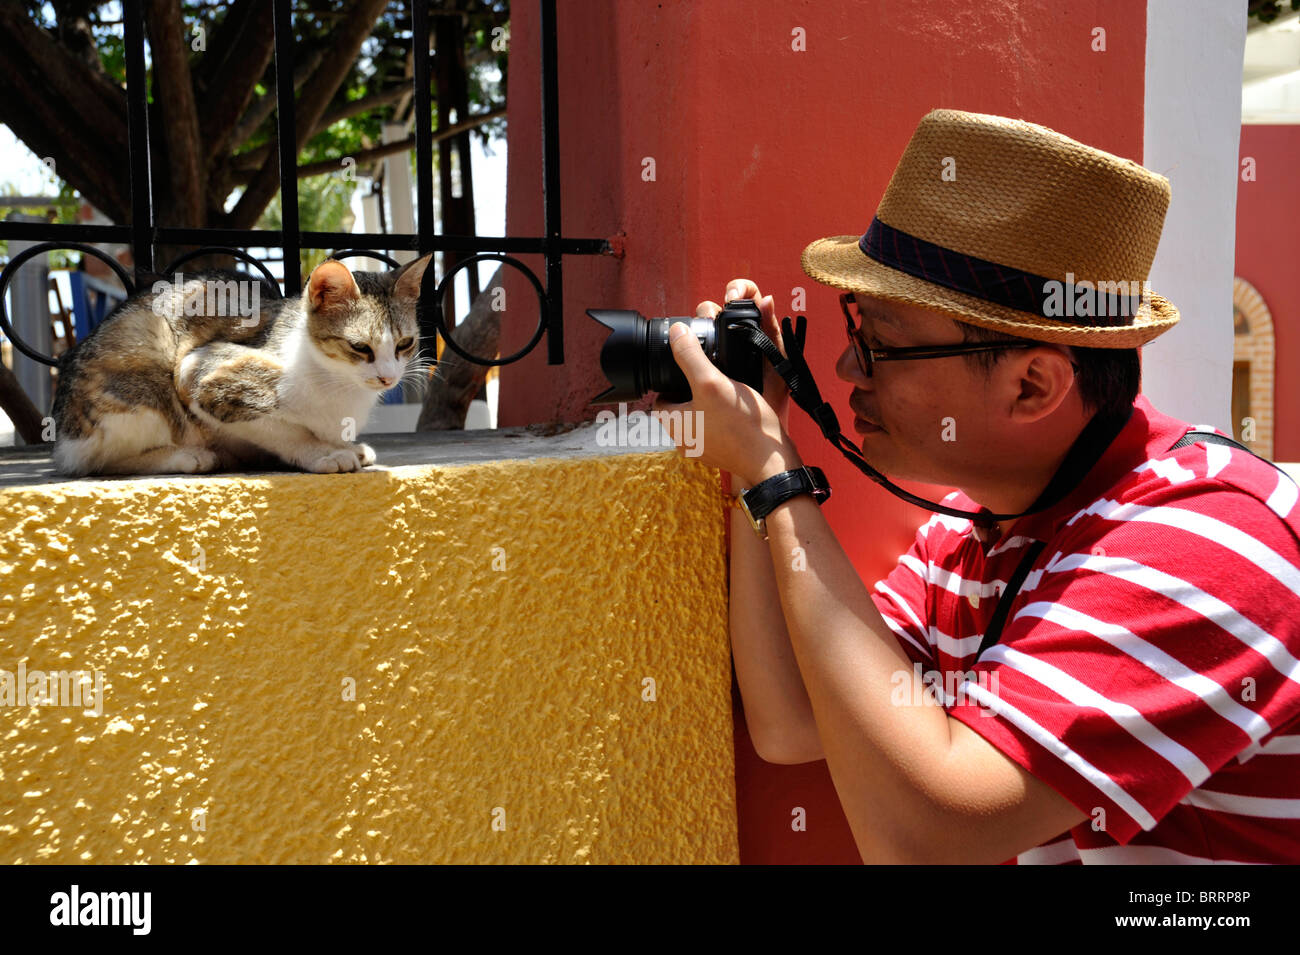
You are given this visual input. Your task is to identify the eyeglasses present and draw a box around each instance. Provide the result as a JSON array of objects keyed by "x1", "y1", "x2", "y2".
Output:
[{"x1": 840, "y1": 292, "x2": 1048, "y2": 378}]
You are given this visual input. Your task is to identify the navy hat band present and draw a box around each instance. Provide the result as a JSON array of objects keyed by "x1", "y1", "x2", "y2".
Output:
[{"x1": 857, "y1": 217, "x2": 1140, "y2": 327}]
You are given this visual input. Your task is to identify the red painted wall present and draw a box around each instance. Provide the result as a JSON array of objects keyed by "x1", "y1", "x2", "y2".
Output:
[
  {"x1": 1236, "y1": 125, "x2": 1300, "y2": 463},
  {"x1": 505, "y1": 0, "x2": 1147, "y2": 863}
]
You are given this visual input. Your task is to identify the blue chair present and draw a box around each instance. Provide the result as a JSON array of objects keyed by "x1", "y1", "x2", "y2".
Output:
[{"x1": 68, "y1": 271, "x2": 126, "y2": 341}]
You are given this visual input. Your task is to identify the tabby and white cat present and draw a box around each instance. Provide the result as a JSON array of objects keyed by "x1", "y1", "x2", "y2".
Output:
[{"x1": 51, "y1": 255, "x2": 432, "y2": 476}]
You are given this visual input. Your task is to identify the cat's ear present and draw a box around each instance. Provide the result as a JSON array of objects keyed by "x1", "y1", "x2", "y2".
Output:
[
  {"x1": 393, "y1": 253, "x2": 433, "y2": 303},
  {"x1": 306, "y1": 260, "x2": 361, "y2": 314}
]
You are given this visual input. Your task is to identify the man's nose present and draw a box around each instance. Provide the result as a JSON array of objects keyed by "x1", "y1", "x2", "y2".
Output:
[{"x1": 835, "y1": 342, "x2": 869, "y2": 387}]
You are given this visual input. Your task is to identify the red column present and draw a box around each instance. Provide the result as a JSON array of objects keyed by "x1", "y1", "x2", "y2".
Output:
[{"x1": 506, "y1": 0, "x2": 1148, "y2": 863}]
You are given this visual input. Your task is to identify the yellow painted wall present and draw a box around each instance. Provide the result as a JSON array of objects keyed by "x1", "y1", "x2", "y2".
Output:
[{"x1": 0, "y1": 448, "x2": 736, "y2": 863}]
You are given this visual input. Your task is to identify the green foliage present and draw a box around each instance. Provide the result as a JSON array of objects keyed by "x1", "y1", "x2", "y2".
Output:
[
  {"x1": 229, "y1": 1, "x2": 510, "y2": 172},
  {"x1": 3, "y1": 1, "x2": 510, "y2": 272},
  {"x1": 0, "y1": 180, "x2": 83, "y2": 268},
  {"x1": 97, "y1": 32, "x2": 127, "y2": 85},
  {"x1": 256, "y1": 173, "x2": 360, "y2": 285}
]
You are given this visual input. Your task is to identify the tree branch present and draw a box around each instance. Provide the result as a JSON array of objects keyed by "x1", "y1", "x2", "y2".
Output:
[
  {"x1": 51, "y1": 0, "x2": 108, "y2": 75},
  {"x1": 230, "y1": 85, "x2": 413, "y2": 173},
  {"x1": 0, "y1": 5, "x2": 130, "y2": 222},
  {"x1": 232, "y1": 106, "x2": 505, "y2": 183},
  {"x1": 320, "y1": 84, "x2": 415, "y2": 132},
  {"x1": 0, "y1": 361, "x2": 47, "y2": 445},
  {"x1": 417, "y1": 267, "x2": 502, "y2": 430},
  {"x1": 225, "y1": 0, "x2": 392, "y2": 230},
  {"x1": 195, "y1": 0, "x2": 277, "y2": 166},
  {"x1": 226, "y1": 45, "x2": 326, "y2": 154},
  {"x1": 145, "y1": 0, "x2": 205, "y2": 227}
]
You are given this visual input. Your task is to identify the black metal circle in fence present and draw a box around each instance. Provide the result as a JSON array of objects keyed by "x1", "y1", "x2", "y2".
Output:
[
  {"x1": 0, "y1": 242, "x2": 136, "y2": 367},
  {"x1": 422, "y1": 252, "x2": 547, "y2": 367},
  {"x1": 160, "y1": 247, "x2": 284, "y2": 298},
  {"x1": 329, "y1": 249, "x2": 405, "y2": 271}
]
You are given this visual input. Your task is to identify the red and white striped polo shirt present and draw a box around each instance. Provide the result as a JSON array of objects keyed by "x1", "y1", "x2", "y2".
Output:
[{"x1": 871, "y1": 393, "x2": 1300, "y2": 864}]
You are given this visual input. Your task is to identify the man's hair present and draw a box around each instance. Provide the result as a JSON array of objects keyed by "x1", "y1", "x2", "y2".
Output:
[{"x1": 956, "y1": 320, "x2": 1140, "y2": 419}]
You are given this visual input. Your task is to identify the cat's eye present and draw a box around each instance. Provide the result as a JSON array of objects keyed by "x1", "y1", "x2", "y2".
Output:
[
  {"x1": 396, "y1": 339, "x2": 414, "y2": 353},
  {"x1": 350, "y1": 342, "x2": 374, "y2": 359}
]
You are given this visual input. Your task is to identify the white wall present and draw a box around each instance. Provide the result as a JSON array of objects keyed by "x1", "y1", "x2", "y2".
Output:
[{"x1": 1142, "y1": 0, "x2": 1248, "y2": 429}]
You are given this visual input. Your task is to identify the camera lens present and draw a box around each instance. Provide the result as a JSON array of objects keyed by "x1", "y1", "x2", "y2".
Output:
[
  {"x1": 587, "y1": 299, "x2": 764, "y2": 405},
  {"x1": 586, "y1": 309, "x2": 715, "y2": 403}
]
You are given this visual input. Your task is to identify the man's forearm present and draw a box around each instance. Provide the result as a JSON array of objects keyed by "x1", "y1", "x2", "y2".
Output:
[
  {"x1": 760, "y1": 492, "x2": 958, "y2": 860},
  {"x1": 728, "y1": 504, "x2": 821, "y2": 762}
]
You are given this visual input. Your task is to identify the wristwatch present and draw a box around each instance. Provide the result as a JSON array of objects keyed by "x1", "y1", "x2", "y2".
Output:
[{"x1": 735, "y1": 466, "x2": 831, "y2": 540}]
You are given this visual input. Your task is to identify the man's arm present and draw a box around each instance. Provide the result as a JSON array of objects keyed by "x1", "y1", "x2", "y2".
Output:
[
  {"x1": 728, "y1": 502, "x2": 824, "y2": 764},
  {"x1": 758, "y1": 486, "x2": 1088, "y2": 863},
  {"x1": 705, "y1": 278, "x2": 826, "y2": 764},
  {"x1": 655, "y1": 301, "x2": 1086, "y2": 861}
]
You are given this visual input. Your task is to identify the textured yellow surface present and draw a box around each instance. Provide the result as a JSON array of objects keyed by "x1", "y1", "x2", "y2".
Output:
[{"x1": 0, "y1": 449, "x2": 736, "y2": 863}]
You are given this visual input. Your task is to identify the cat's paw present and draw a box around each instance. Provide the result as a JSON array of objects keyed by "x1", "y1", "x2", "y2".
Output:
[
  {"x1": 303, "y1": 448, "x2": 362, "y2": 473},
  {"x1": 353, "y1": 442, "x2": 376, "y2": 467},
  {"x1": 167, "y1": 447, "x2": 220, "y2": 473}
]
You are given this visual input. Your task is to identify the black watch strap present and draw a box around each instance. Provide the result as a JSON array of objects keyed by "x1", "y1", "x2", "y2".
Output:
[{"x1": 739, "y1": 466, "x2": 830, "y2": 539}]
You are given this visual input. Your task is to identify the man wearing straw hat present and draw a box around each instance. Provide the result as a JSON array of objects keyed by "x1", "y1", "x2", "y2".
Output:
[{"x1": 654, "y1": 109, "x2": 1300, "y2": 863}]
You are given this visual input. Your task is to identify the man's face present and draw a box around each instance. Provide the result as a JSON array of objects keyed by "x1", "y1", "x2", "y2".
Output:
[{"x1": 834, "y1": 292, "x2": 1006, "y2": 488}]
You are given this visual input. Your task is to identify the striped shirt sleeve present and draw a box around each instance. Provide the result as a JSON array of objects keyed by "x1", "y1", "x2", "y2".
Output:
[
  {"x1": 947, "y1": 478, "x2": 1300, "y2": 846},
  {"x1": 871, "y1": 523, "x2": 935, "y2": 666}
]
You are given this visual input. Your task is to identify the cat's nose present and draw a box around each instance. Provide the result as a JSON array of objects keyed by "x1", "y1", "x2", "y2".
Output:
[{"x1": 377, "y1": 376, "x2": 394, "y2": 387}]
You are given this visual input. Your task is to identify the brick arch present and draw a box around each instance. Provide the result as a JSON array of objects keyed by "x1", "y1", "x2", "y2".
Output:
[{"x1": 1232, "y1": 277, "x2": 1275, "y2": 461}]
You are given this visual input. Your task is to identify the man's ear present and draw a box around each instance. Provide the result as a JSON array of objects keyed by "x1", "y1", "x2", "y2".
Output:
[
  {"x1": 306, "y1": 260, "x2": 361, "y2": 313},
  {"x1": 393, "y1": 253, "x2": 433, "y2": 302},
  {"x1": 1007, "y1": 346, "x2": 1077, "y2": 423}
]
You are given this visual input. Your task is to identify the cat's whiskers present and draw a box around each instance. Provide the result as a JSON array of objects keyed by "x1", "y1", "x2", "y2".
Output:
[
  {"x1": 396, "y1": 353, "x2": 448, "y2": 396},
  {"x1": 398, "y1": 367, "x2": 433, "y2": 394},
  {"x1": 290, "y1": 358, "x2": 442, "y2": 399}
]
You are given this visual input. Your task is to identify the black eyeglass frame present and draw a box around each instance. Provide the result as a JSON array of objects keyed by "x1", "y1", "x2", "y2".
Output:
[{"x1": 839, "y1": 292, "x2": 1068, "y2": 378}]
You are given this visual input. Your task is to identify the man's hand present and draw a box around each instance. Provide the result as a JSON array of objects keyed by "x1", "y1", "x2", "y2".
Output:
[
  {"x1": 651, "y1": 279, "x2": 801, "y2": 487},
  {"x1": 694, "y1": 280, "x2": 791, "y2": 427}
]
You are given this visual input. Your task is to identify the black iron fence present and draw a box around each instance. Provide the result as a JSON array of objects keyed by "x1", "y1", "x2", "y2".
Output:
[{"x1": 0, "y1": 0, "x2": 608, "y2": 372}]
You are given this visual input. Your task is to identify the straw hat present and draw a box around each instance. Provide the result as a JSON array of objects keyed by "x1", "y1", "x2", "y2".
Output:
[{"x1": 801, "y1": 109, "x2": 1179, "y2": 348}]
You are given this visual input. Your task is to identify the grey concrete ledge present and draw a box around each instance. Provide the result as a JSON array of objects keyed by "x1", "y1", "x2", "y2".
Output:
[{"x1": 0, "y1": 420, "x2": 679, "y2": 490}]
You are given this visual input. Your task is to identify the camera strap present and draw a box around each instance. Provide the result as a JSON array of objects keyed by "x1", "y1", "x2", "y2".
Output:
[{"x1": 731, "y1": 317, "x2": 1131, "y2": 532}]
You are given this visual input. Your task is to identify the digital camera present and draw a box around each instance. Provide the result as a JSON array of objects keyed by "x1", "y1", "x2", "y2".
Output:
[{"x1": 586, "y1": 298, "x2": 766, "y2": 403}]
